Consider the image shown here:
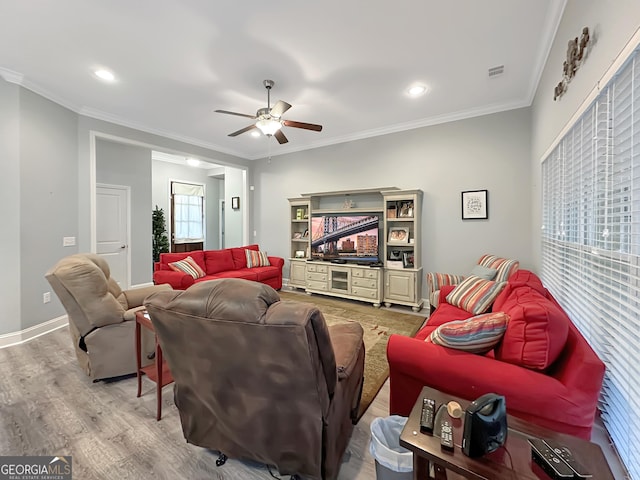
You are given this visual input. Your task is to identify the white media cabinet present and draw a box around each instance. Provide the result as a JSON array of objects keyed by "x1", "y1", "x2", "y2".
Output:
[{"x1": 288, "y1": 187, "x2": 423, "y2": 311}]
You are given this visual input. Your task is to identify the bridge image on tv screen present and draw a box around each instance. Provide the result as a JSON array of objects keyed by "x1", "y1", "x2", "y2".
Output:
[{"x1": 310, "y1": 215, "x2": 379, "y2": 262}]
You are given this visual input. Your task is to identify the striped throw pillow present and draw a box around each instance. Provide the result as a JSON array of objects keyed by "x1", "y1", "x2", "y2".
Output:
[
  {"x1": 428, "y1": 312, "x2": 510, "y2": 354},
  {"x1": 168, "y1": 256, "x2": 206, "y2": 279},
  {"x1": 245, "y1": 249, "x2": 270, "y2": 268},
  {"x1": 477, "y1": 255, "x2": 519, "y2": 283},
  {"x1": 446, "y1": 275, "x2": 507, "y2": 314}
]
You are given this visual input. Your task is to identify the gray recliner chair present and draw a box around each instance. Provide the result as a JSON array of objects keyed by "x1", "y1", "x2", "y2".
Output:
[
  {"x1": 45, "y1": 253, "x2": 171, "y2": 381},
  {"x1": 144, "y1": 278, "x2": 365, "y2": 480}
]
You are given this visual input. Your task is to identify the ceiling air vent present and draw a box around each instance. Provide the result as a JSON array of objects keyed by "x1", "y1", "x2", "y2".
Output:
[{"x1": 488, "y1": 65, "x2": 505, "y2": 77}]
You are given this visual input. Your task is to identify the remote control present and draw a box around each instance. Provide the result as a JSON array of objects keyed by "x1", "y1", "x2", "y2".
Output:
[
  {"x1": 528, "y1": 438, "x2": 574, "y2": 479},
  {"x1": 440, "y1": 419, "x2": 454, "y2": 451},
  {"x1": 543, "y1": 439, "x2": 592, "y2": 478},
  {"x1": 419, "y1": 398, "x2": 436, "y2": 434}
]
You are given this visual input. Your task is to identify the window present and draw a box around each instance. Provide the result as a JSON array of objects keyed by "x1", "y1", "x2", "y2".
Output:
[
  {"x1": 171, "y1": 182, "x2": 204, "y2": 243},
  {"x1": 541, "y1": 49, "x2": 640, "y2": 479}
]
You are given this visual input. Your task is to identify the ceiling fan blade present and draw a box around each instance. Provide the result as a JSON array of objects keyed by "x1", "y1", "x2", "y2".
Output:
[
  {"x1": 215, "y1": 109, "x2": 257, "y2": 119},
  {"x1": 274, "y1": 130, "x2": 289, "y2": 144},
  {"x1": 270, "y1": 100, "x2": 292, "y2": 118},
  {"x1": 283, "y1": 120, "x2": 323, "y2": 132},
  {"x1": 228, "y1": 124, "x2": 257, "y2": 137}
]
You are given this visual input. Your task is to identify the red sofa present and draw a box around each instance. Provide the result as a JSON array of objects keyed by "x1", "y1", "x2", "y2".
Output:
[
  {"x1": 387, "y1": 270, "x2": 605, "y2": 440},
  {"x1": 153, "y1": 244, "x2": 284, "y2": 290}
]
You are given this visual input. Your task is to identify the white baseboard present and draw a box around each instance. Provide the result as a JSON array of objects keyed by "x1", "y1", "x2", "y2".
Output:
[{"x1": 0, "y1": 315, "x2": 68, "y2": 349}]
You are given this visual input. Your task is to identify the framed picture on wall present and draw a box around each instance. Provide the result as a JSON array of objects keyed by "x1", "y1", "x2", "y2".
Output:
[
  {"x1": 231, "y1": 196, "x2": 240, "y2": 210},
  {"x1": 461, "y1": 190, "x2": 488, "y2": 220}
]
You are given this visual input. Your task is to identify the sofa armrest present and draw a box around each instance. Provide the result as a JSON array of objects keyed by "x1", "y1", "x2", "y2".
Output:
[
  {"x1": 387, "y1": 335, "x2": 589, "y2": 426},
  {"x1": 426, "y1": 272, "x2": 465, "y2": 294},
  {"x1": 120, "y1": 283, "x2": 172, "y2": 309},
  {"x1": 268, "y1": 256, "x2": 285, "y2": 269},
  {"x1": 153, "y1": 270, "x2": 195, "y2": 290}
]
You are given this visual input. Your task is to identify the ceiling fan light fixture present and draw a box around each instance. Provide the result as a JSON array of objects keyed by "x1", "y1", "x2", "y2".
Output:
[{"x1": 256, "y1": 118, "x2": 282, "y2": 136}]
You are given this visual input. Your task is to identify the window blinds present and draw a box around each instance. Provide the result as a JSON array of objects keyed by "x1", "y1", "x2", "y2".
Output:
[{"x1": 541, "y1": 50, "x2": 640, "y2": 479}]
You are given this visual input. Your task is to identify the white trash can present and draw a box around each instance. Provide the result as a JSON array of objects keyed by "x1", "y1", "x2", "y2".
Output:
[{"x1": 369, "y1": 415, "x2": 413, "y2": 480}]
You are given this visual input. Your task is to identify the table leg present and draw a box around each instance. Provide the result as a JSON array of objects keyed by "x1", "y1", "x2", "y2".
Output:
[
  {"x1": 136, "y1": 321, "x2": 142, "y2": 398},
  {"x1": 155, "y1": 340, "x2": 162, "y2": 421},
  {"x1": 413, "y1": 454, "x2": 431, "y2": 479}
]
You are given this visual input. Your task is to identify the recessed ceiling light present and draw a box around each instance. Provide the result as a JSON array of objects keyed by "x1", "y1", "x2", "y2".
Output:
[
  {"x1": 251, "y1": 131, "x2": 261, "y2": 138},
  {"x1": 186, "y1": 158, "x2": 200, "y2": 167},
  {"x1": 94, "y1": 69, "x2": 115, "y2": 82},
  {"x1": 407, "y1": 84, "x2": 427, "y2": 97}
]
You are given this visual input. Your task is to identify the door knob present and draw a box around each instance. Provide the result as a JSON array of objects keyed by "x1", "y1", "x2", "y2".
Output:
[{"x1": 120, "y1": 245, "x2": 126, "y2": 249}]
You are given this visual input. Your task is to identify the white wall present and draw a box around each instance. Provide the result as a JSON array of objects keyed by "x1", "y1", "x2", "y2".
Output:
[
  {"x1": 252, "y1": 107, "x2": 533, "y2": 299},
  {"x1": 530, "y1": 0, "x2": 640, "y2": 268}
]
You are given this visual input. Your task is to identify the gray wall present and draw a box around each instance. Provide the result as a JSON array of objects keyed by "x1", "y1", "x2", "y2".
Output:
[
  {"x1": 224, "y1": 166, "x2": 246, "y2": 247},
  {"x1": 151, "y1": 160, "x2": 223, "y2": 251},
  {"x1": 20, "y1": 88, "x2": 78, "y2": 331},
  {"x1": 96, "y1": 139, "x2": 152, "y2": 285},
  {"x1": 252, "y1": 107, "x2": 533, "y2": 299},
  {"x1": 0, "y1": 81, "x2": 249, "y2": 336},
  {"x1": 0, "y1": 78, "x2": 22, "y2": 333},
  {"x1": 530, "y1": 0, "x2": 640, "y2": 268}
]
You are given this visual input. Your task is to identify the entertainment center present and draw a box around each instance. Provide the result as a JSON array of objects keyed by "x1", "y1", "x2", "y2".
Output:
[{"x1": 288, "y1": 187, "x2": 423, "y2": 311}]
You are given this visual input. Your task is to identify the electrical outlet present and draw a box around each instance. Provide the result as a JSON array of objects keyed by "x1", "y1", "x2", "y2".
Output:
[
  {"x1": 63, "y1": 236, "x2": 76, "y2": 247},
  {"x1": 43, "y1": 292, "x2": 51, "y2": 304}
]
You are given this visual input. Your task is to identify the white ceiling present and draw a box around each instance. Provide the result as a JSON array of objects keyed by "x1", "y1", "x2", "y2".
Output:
[{"x1": 0, "y1": 1, "x2": 564, "y2": 161}]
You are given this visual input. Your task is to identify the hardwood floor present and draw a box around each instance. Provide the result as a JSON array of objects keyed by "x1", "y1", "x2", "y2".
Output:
[{"x1": 0, "y1": 326, "x2": 628, "y2": 479}]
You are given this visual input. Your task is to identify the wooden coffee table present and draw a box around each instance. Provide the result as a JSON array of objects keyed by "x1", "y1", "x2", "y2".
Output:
[{"x1": 399, "y1": 386, "x2": 614, "y2": 480}]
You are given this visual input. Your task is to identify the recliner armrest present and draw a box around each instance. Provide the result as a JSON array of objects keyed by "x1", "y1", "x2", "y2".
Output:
[
  {"x1": 119, "y1": 283, "x2": 172, "y2": 309},
  {"x1": 328, "y1": 322, "x2": 364, "y2": 379}
]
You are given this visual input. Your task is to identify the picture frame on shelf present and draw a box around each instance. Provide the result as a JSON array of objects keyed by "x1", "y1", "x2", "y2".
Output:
[
  {"x1": 295, "y1": 250, "x2": 305, "y2": 258},
  {"x1": 388, "y1": 250, "x2": 403, "y2": 261},
  {"x1": 388, "y1": 227, "x2": 410, "y2": 244},
  {"x1": 231, "y1": 196, "x2": 240, "y2": 210},
  {"x1": 461, "y1": 189, "x2": 488, "y2": 220},
  {"x1": 296, "y1": 208, "x2": 305, "y2": 220},
  {"x1": 302, "y1": 229, "x2": 309, "y2": 237},
  {"x1": 387, "y1": 205, "x2": 397, "y2": 219},
  {"x1": 398, "y1": 201, "x2": 414, "y2": 218},
  {"x1": 402, "y1": 252, "x2": 415, "y2": 268},
  {"x1": 386, "y1": 260, "x2": 404, "y2": 269}
]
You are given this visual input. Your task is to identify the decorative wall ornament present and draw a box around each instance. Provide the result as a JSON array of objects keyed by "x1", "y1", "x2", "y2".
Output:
[{"x1": 554, "y1": 27, "x2": 591, "y2": 101}]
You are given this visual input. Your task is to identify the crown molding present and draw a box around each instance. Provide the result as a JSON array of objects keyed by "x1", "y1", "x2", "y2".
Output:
[
  {"x1": 248, "y1": 98, "x2": 531, "y2": 160},
  {"x1": 0, "y1": 67, "x2": 23, "y2": 84},
  {"x1": 78, "y1": 106, "x2": 246, "y2": 159},
  {"x1": 525, "y1": 0, "x2": 567, "y2": 104}
]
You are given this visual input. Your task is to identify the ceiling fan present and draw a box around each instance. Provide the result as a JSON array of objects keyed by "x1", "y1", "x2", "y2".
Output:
[{"x1": 215, "y1": 79, "x2": 323, "y2": 144}]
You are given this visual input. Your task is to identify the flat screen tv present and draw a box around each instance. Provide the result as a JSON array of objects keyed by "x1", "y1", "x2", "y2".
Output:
[{"x1": 310, "y1": 213, "x2": 380, "y2": 264}]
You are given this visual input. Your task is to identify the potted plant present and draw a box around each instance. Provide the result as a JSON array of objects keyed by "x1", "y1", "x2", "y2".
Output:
[{"x1": 152, "y1": 205, "x2": 170, "y2": 262}]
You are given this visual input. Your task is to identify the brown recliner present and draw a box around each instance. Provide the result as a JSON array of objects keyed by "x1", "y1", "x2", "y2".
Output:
[
  {"x1": 45, "y1": 253, "x2": 171, "y2": 381},
  {"x1": 144, "y1": 278, "x2": 365, "y2": 480}
]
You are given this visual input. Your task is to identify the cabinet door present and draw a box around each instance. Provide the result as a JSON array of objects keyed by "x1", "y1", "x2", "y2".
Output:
[
  {"x1": 384, "y1": 270, "x2": 416, "y2": 302},
  {"x1": 290, "y1": 261, "x2": 307, "y2": 287}
]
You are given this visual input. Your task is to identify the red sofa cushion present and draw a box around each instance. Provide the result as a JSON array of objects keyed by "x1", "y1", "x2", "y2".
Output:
[
  {"x1": 159, "y1": 251, "x2": 205, "y2": 272},
  {"x1": 495, "y1": 286, "x2": 569, "y2": 370},
  {"x1": 231, "y1": 244, "x2": 259, "y2": 269},
  {"x1": 204, "y1": 249, "x2": 235, "y2": 274}
]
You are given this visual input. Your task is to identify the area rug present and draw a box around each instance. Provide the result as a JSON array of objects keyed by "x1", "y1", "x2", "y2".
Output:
[{"x1": 279, "y1": 291, "x2": 426, "y2": 418}]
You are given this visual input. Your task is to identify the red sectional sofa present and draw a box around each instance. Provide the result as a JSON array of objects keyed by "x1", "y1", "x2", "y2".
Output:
[
  {"x1": 387, "y1": 269, "x2": 605, "y2": 440},
  {"x1": 153, "y1": 244, "x2": 284, "y2": 290}
]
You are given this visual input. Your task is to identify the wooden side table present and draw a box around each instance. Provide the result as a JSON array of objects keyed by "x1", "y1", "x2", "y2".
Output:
[
  {"x1": 135, "y1": 310, "x2": 174, "y2": 420},
  {"x1": 399, "y1": 386, "x2": 615, "y2": 480}
]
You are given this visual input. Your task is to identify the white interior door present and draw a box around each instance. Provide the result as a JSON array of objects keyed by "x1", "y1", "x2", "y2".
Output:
[{"x1": 96, "y1": 185, "x2": 130, "y2": 288}]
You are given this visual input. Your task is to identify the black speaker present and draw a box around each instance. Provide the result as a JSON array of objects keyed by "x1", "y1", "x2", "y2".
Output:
[{"x1": 462, "y1": 393, "x2": 507, "y2": 458}]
